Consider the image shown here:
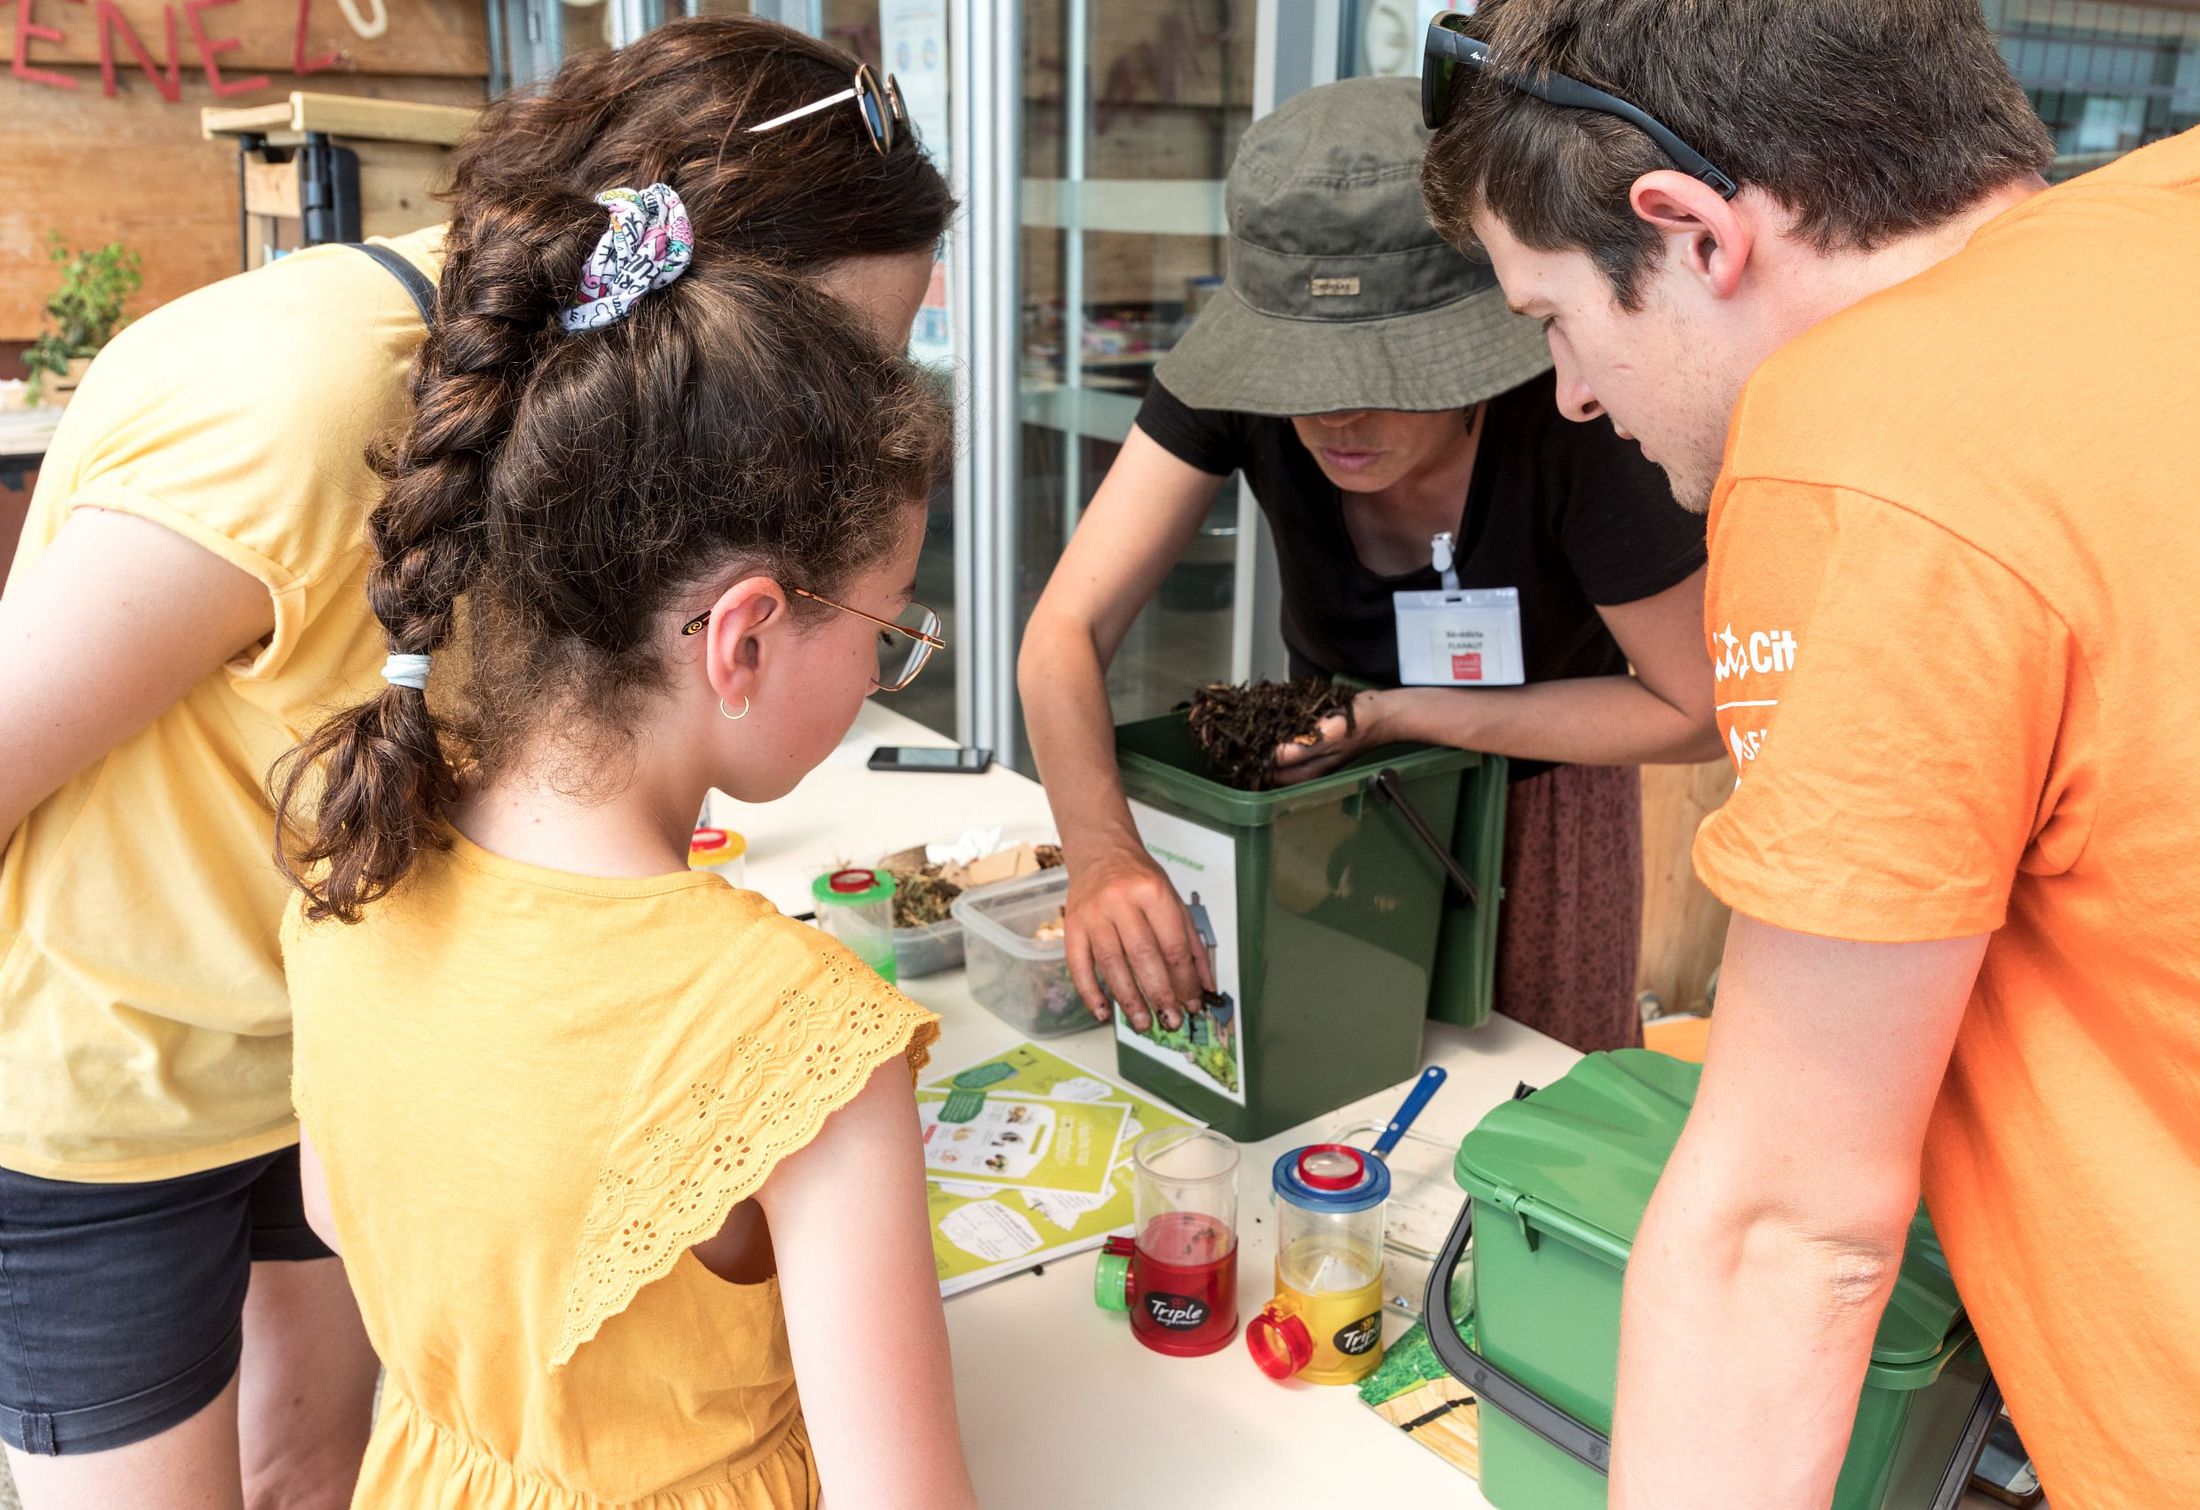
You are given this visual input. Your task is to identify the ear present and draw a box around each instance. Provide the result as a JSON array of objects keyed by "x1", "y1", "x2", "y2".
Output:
[
  {"x1": 1628, "y1": 169, "x2": 1753, "y2": 301},
  {"x1": 700, "y1": 576, "x2": 789, "y2": 709}
]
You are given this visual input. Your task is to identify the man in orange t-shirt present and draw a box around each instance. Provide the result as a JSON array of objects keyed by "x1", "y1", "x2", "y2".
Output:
[{"x1": 1423, "y1": 3, "x2": 2199, "y2": 1506}]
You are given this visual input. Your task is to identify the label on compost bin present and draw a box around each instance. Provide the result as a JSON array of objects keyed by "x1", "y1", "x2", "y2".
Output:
[{"x1": 1119, "y1": 800, "x2": 1247, "y2": 1107}]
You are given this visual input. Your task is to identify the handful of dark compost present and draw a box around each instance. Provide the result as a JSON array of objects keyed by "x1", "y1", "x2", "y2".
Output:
[{"x1": 1185, "y1": 679, "x2": 1356, "y2": 792}]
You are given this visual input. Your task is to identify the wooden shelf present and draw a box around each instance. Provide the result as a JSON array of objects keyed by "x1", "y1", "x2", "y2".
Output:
[
  {"x1": 1022, "y1": 178, "x2": 1226, "y2": 238},
  {"x1": 202, "y1": 92, "x2": 476, "y2": 148}
]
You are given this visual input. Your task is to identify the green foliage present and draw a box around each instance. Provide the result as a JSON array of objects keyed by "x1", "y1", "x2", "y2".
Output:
[
  {"x1": 1356, "y1": 1314, "x2": 1477, "y2": 1407},
  {"x1": 1191, "y1": 1042, "x2": 1237, "y2": 1092},
  {"x1": 23, "y1": 232, "x2": 142, "y2": 402}
]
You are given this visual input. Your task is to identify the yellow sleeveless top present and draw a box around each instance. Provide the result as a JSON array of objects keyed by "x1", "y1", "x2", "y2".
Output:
[
  {"x1": 1, "y1": 227, "x2": 441, "y2": 1181},
  {"x1": 284, "y1": 835, "x2": 938, "y2": 1508}
]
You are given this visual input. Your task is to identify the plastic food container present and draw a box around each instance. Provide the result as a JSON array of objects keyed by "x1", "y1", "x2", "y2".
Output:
[
  {"x1": 892, "y1": 915, "x2": 966, "y2": 979},
  {"x1": 950, "y1": 869, "x2": 1096, "y2": 1037},
  {"x1": 1331, "y1": 1118, "x2": 1462, "y2": 1319},
  {"x1": 883, "y1": 825, "x2": 1058, "y2": 980}
]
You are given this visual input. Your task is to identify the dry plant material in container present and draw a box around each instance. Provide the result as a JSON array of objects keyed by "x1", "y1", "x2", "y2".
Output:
[
  {"x1": 1187, "y1": 679, "x2": 1356, "y2": 791},
  {"x1": 881, "y1": 843, "x2": 1067, "y2": 930}
]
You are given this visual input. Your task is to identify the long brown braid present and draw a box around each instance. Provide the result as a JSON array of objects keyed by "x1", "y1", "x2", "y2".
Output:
[{"x1": 274, "y1": 18, "x2": 953, "y2": 923}]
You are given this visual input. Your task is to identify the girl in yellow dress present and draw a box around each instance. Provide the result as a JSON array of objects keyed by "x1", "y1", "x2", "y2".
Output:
[
  {"x1": 0, "y1": 18, "x2": 952, "y2": 1507},
  {"x1": 273, "y1": 115, "x2": 975, "y2": 1510}
]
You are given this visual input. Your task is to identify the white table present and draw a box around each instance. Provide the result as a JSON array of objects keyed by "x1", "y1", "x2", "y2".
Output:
[
  {"x1": 718, "y1": 703, "x2": 2005, "y2": 1508},
  {"x1": 715, "y1": 702, "x2": 1576, "y2": 1507}
]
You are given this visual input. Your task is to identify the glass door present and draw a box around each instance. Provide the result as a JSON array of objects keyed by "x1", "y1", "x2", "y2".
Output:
[
  {"x1": 1983, "y1": 0, "x2": 2200, "y2": 176},
  {"x1": 1007, "y1": 0, "x2": 1257, "y2": 773},
  {"x1": 819, "y1": 1, "x2": 961, "y2": 739}
]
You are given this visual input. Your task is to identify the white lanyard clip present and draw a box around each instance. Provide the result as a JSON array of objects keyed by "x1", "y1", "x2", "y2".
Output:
[{"x1": 1431, "y1": 532, "x2": 1461, "y2": 593}]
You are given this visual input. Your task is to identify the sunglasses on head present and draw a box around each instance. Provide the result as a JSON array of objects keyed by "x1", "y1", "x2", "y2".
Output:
[
  {"x1": 1422, "y1": 12, "x2": 1737, "y2": 200},
  {"x1": 748, "y1": 63, "x2": 911, "y2": 155}
]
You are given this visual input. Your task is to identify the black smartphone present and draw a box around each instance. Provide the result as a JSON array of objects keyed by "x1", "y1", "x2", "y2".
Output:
[{"x1": 867, "y1": 745, "x2": 994, "y2": 775}]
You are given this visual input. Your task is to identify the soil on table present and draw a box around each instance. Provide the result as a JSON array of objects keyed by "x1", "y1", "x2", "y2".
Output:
[{"x1": 1186, "y1": 679, "x2": 1355, "y2": 792}]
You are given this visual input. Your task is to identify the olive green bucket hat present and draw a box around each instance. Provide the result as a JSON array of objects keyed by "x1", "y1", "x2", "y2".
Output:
[{"x1": 1153, "y1": 75, "x2": 1551, "y2": 417}]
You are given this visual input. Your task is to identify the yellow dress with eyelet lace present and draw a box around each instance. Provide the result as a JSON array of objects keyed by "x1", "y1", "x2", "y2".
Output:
[{"x1": 283, "y1": 834, "x2": 938, "y2": 1509}]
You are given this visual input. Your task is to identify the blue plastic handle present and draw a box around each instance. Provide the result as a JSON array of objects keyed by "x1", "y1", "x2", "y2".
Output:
[{"x1": 1373, "y1": 1066, "x2": 1447, "y2": 1160}]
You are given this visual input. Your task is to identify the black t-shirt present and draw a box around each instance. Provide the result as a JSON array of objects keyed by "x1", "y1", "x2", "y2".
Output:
[{"x1": 1135, "y1": 370, "x2": 1706, "y2": 779}]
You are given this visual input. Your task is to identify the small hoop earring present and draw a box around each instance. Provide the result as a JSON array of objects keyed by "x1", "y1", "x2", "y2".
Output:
[{"x1": 719, "y1": 697, "x2": 750, "y2": 722}]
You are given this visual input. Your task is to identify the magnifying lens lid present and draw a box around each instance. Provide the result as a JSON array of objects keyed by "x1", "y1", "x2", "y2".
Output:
[{"x1": 1272, "y1": 1142, "x2": 1390, "y2": 1212}]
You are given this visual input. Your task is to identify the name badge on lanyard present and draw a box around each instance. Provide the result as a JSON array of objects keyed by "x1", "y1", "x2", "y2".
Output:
[{"x1": 1394, "y1": 531, "x2": 1525, "y2": 687}]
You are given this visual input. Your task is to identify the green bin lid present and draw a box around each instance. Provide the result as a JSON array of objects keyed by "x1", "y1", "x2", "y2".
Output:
[
  {"x1": 1455, "y1": 1050, "x2": 1964, "y2": 1367},
  {"x1": 1115, "y1": 710, "x2": 1474, "y2": 827}
]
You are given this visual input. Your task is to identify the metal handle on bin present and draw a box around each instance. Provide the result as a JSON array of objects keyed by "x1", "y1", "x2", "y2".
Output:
[
  {"x1": 1372, "y1": 768, "x2": 1479, "y2": 909},
  {"x1": 1424, "y1": 1190, "x2": 2005, "y2": 1503},
  {"x1": 1423, "y1": 1192, "x2": 1612, "y2": 1475},
  {"x1": 1931, "y1": 1365, "x2": 2003, "y2": 1510}
]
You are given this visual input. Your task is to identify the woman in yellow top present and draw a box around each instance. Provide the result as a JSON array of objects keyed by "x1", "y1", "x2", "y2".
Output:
[
  {"x1": 0, "y1": 19, "x2": 951, "y2": 1508},
  {"x1": 276, "y1": 169, "x2": 973, "y2": 1505}
]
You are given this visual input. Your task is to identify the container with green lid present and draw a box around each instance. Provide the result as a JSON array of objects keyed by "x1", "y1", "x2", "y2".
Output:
[
  {"x1": 1423, "y1": 1050, "x2": 1999, "y2": 1509},
  {"x1": 812, "y1": 867, "x2": 897, "y2": 985},
  {"x1": 1112, "y1": 711, "x2": 1494, "y2": 1141}
]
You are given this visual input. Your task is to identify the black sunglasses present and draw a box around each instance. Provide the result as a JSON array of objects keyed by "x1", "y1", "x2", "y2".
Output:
[
  {"x1": 1422, "y1": 14, "x2": 1738, "y2": 200},
  {"x1": 748, "y1": 63, "x2": 911, "y2": 155}
]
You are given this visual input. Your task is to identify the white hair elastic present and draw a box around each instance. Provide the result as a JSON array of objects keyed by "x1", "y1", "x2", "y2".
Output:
[{"x1": 380, "y1": 653, "x2": 432, "y2": 691}]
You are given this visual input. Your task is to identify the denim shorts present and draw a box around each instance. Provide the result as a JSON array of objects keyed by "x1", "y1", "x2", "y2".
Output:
[{"x1": 0, "y1": 1146, "x2": 333, "y2": 1455}]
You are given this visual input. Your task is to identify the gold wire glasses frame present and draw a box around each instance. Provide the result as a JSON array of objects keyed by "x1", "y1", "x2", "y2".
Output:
[
  {"x1": 680, "y1": 588, "x2": 945, "y2": 694},
  {"x1": 747, "y1": 63, "x2": 910, "y2": 155}
]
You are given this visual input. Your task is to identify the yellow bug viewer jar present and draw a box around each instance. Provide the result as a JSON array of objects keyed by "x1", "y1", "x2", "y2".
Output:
[{"x1": 1247, "y1": 1142, "x2": 1389, "y2": 1385}]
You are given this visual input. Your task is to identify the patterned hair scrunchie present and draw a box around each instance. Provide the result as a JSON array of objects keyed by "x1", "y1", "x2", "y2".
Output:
[{"x1": 560, "y1": 184, "x2": 694, "y2": 333}]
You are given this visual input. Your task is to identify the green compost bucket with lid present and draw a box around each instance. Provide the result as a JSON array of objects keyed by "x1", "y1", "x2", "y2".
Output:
[
  {"x1": 1111, "y1": 711, "x2": 1492, "y2": 1142},
  {"x1": 1421, "y1": 1050, "x2": 2001, "y2": 1510}
]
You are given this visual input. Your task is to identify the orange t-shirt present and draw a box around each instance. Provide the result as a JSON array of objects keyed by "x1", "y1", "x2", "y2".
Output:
[{"x1": 1695, "y1": 129, "x2": 2200, "y2": 1510}]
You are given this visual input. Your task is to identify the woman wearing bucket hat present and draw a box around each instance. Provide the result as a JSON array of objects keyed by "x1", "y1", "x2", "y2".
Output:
[{"x1": 1021, "y1": 77, "x2": 1717, "y2": 1056}]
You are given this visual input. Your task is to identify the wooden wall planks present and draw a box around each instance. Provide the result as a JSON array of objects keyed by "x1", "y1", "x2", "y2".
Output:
[{"x1": 3, "y1": 65, "x2": 482, "y2": 339}]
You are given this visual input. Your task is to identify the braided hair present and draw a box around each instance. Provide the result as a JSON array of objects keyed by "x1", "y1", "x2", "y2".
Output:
[{"x1": 274, "y1": 18, "x2": 953, "y2": 923}]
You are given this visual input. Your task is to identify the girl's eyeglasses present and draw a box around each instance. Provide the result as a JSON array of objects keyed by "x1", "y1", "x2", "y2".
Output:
[
  {"x1": 681, "y1": 589, "x2": 945, "y2": 694},
  {"x1": 748, "y1": 63, "x2": 911, "y2": 156}
]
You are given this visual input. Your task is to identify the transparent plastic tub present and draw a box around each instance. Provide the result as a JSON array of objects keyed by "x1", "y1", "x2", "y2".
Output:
[
  {"x1": 950, "y1": 869, "x2": 1097, "y2": 1037},
  {"x1": 892, "y1": 915, "x2": 965, "y2": 979},
  {"x1": 885, "y1": 825, "x2": 1056, "y2": 980},
  {"x1": 1332, "y1": 1118, "x2": 1470, "y2": 1319}
]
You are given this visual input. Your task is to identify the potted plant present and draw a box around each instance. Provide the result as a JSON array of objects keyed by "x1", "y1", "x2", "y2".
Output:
[{"x1": 23, "y1": 232, "x2": 143, "y2": 407}]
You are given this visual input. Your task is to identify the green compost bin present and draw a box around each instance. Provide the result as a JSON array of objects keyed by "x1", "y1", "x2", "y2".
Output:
[
  {"x1": 1422, "y1": 1050, "x2": 1997, "y2": 1510},
  {"x1": 1427, "y1": 752, "x2": 1508, "y2": 1028},
  {"x1": 1324, "y1": 677, "x2": 1507, "y2": 1030},
  {"x1": 1112, "y1": 711, "x2": 1488, "y2": 1142}
]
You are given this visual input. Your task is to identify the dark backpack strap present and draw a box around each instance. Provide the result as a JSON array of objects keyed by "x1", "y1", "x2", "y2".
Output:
[{"x1": 351, "y1": 242, "x2": 437, "y2": 330}]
